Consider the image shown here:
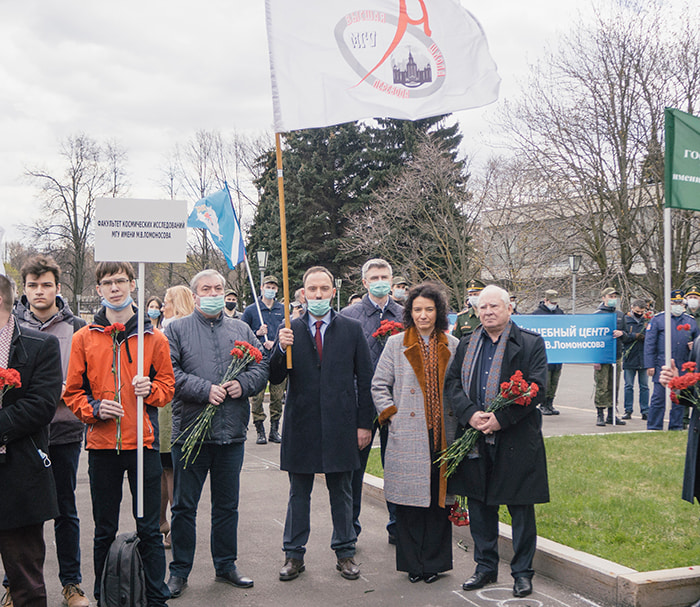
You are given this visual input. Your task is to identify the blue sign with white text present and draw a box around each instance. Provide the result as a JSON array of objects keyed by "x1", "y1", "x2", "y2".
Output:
[{"x1": 513, "y1": 314, "x2": 617, "y2": 364}]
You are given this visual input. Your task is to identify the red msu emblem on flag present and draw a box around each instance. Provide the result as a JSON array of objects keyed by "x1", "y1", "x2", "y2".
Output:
[{"x1": 334, "y1": 0, "x2": 446, "y2": 99}]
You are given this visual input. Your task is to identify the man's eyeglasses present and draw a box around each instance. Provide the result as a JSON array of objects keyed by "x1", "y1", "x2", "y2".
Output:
[{"x1": 100, "y1": 278, "x2": 130, "y2": 288}]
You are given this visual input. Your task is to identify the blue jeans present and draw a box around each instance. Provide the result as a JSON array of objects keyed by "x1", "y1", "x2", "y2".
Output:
[
  {"x1": 170, "y1": 443, "x2": 244, "y2": 578},
  {"x1": 623, "y1": 369, "x2": 649, "y2": 415},
  {"x1": 88, "y1": 449, "x2": 169, "y2": 607},
  {"x1": 50, "y1": 442, "x2": 82, "y2": 587},
  {"x1": 284, "y1": 471, "x2": 356, "y2": 560}
]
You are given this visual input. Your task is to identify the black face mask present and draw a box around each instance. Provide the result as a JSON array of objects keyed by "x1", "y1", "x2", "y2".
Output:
[
  {"x1": 225, "y1": 301, "x2": 237, "y2": 311},
  {"x1": 633, "y1": 312, "x2": 643, "y2": 318}
]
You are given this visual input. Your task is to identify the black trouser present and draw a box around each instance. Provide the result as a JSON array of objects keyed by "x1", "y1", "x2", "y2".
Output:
[{"x1": 395, "y1": 460, "x2": 452, "y2": 575}]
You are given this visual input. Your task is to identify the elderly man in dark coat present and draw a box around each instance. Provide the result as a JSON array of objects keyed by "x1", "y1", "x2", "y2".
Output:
[
  {"x1": 445, "y1": 284, "x2": 548, "y2": 599},
  {"x1": 0, "y1": 274, "x2": 63, "y2": 607},
  {"x1": 270, "y1": 266, "x2": 374, "y2": 583}
]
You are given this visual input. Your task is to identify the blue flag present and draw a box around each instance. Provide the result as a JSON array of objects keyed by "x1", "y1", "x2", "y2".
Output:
[{"x1": 187, "y1": 184, "x2": 246, "y2": 268}]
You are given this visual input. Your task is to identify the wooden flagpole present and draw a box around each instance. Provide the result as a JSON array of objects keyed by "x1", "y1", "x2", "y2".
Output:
[{"x1": 275, "y1": 132, "x2": 292, "y2": 368}]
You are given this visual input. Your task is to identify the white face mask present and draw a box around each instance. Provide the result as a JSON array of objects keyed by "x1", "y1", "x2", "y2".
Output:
[
  {"x1": 468, "y1": 296, "x2": 479, "y2": 307},
  {"x1": 546, "y1": 303, "x2": 557, "y2": 311},
  {"x1": 688, "y1": 298, "x2": 700, "y2": 310},
  {"x1": 671, "y1": 304, "x2": 685, "y2": 317}
]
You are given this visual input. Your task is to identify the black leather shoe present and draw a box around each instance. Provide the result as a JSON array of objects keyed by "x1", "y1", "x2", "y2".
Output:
[
  {"x1": 622, "y1": 411, "x2": 632, "y2": 420},
  {"x1": 462, "y1": 571, "x2": 497, "y2": 591},
  {"x1": 336, "y1": 557, "x2": 360, "y2": 580},
  {"x1": 166, "y1": 575, "x2": 187, "y2": 598},
  {"x1": 513, "y1": 577, "x2": 532, "y2": 597},
  {"x1": 215, "y1": 569, "x2": 254, "y2": 588},
  {"x1": 279, "y1": 558, "x2": 305, "y2": 581},
  {"x1": 423, "y1": 573, "x2": 439, "y2": 584},
  {"x1": 408, "y1": 572, "x2": 422, "y2": 583},
  {"x1": 388, "y1": 533, "x2": 397, "y2": 546}
]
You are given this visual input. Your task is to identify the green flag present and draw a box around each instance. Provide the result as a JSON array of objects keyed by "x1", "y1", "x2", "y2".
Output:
[{"x1": 665, "y1": 107, "x2": 700, "y2": 211}]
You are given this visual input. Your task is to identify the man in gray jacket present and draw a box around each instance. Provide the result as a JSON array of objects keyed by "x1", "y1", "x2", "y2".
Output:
[
  {"x1": 164, "y1": 270, "x2": 269, "y2": 599},
  {"x1": 9, "y1": 255, "x2": 88, "y2": 607},
  {"x1": 341, "y1": 258, "x2": 404, "y2": 545}
]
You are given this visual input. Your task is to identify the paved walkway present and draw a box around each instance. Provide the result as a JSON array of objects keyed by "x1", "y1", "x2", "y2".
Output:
[{"x1": 40, "y1": 364, "x2": 660, "y2": 606}]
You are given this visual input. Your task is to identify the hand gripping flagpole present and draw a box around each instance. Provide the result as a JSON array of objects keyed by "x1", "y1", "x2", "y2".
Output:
[{"x1": 275, "y1": 133, "x2": 292, "y2": 368}]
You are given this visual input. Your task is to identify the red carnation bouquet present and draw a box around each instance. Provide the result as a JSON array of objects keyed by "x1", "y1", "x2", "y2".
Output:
[
  {"x1": 448, "y1": 497, "x2": 469, "y2": 527},
  {"x1": 372, "y1": 319, "x2": 404, "y2": 345},
  {"x1": 668, "y1": 361, "x2": 700, "y2": 406},
  {"x1": 179, "y1": 341, "x2": 263, "y2": 468},
  {"x1": 103, "y1": 323, "x2": 126, "y2": 452},
  {"x1": 436, "y1": 370, "x2": 540, "y2": 478},
  {"x1": 0, "y1": 367, "x2": 21, "y2": 394},
  {"x1": 0, "y1": 367, "x2": 21, "y2": 457}
]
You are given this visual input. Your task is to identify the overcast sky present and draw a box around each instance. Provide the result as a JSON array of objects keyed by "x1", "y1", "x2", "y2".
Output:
[{"x1": 0, "y1": 0, "x2": 633, "y2": 245}]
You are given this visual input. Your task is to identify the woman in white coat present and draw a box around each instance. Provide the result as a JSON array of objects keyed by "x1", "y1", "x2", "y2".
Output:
[{"x1": 372, "y1": 283, "x2": 459, "y2": 583}]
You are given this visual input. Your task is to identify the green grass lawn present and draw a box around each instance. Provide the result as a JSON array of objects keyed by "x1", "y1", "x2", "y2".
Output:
[{"x1": 366, "y1": 431, "x2": 700, "y2": 571}]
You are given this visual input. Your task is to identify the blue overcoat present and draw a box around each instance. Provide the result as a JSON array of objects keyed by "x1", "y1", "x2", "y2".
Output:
[{"x1": 270, "y1": 311, "x2": 374, "y2": 474}]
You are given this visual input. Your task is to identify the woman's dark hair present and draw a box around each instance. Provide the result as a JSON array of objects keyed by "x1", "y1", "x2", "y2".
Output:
[
  {"x1": 402, "y1": 282, "x2": 449, "y2": 333},
  {"x1": 147, "y1": 296, "x2": 163, "y2": 309}
]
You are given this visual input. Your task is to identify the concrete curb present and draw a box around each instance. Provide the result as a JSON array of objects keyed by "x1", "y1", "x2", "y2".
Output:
[{"x1": 363, "y1": 473, "x2": 700, "y2": 607}]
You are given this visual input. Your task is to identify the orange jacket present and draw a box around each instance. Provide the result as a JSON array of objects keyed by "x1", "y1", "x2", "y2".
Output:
[{"x1": 64, "y1": 317, "x2": 175, "y2": 451}]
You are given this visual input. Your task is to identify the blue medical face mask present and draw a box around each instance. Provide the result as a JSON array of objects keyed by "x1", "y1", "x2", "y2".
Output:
[
  {"x1": 199, "y1": 294, "x2": 225, "y2": 315},
  {"x1": 147, "y1": 308, "x2": 161, "y2": 319},
  {"x1": 102, "y1": 295, "x2": 133, "y2": 312},
  {"x1": 307, "y1": 298, "x2": 331, "y2": 317},
  {"x1": 368, "y1": 280, "x2": 391, "y2": 297},
  {"x1": 263, "y1": 288, "x2": 277, "y2": 300},
  {"x1": 607, "y1": 298, "x2": 618, "y2": 309}
]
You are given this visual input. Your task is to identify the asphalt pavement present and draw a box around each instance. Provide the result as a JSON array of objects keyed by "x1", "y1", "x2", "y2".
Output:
[{"x1": 40, "y1": 364, "x2": 657, "y2": 607}]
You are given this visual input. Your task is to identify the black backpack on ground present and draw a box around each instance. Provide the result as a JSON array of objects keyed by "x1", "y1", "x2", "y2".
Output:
[{"x1": 100, "y1": 532, "x2": 147, "y2": 607}]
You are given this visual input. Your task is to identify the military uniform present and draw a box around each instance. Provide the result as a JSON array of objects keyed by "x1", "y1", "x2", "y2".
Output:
[
  {"x1": 452, "y1": 279, "x2": 484, "y2": 339},
  {"x1": 452, "y1": 307, "x2": 480, "y2": 339}
]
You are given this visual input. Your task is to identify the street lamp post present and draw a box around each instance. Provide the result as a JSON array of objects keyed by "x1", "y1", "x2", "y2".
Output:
[
  {"x1": 335, "y1": 278, "x2": 342, "y2": 311},
  {"x1": 568, "y1": 254, "x2": 582, "y2": 314},
  {"x1": 256, "y1": 250, "x2": 269, "y2": 294}
]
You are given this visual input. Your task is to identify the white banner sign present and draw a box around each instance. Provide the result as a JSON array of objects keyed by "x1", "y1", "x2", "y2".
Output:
[{"x1": 94, "y1": 198, "x2": 188, "y2": 263}]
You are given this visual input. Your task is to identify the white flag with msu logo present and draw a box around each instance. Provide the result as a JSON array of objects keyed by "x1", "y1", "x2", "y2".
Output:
[{"x1": 265, "y1": 0, "x2": 500, "y2": 132}]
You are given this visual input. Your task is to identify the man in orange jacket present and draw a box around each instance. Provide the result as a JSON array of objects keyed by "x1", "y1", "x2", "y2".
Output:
[{"x1": 65, "y1": 261, "x2": 175, "y2": 607}]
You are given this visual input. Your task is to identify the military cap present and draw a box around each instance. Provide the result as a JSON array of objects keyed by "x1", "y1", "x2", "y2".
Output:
[
  {"x1": 544, "y1": 289, "x2": 559, "y2": 303},
  {"x1": 600, "y1": 287, "x2": 619, "y2": 298},
  {"x1": 671, "y1": 289, "x2": 685, "y2": 301},
  {"x1": 262, "y1": 275, "x2": 279, "y2": 286},
  {"x1": 686, "y1": 285, "x2": 700, "y2": 297},
  {"x1": 392, "y1": 276, "x2": 409, "y2": 287},
  {"x1": 467, "y1": 279, "x2": 485, "y2": 293}
]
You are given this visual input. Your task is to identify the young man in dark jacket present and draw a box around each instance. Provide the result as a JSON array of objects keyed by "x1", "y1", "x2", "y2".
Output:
[
  {"x1": 530, "y1": 289, "x2": 564, "y2": 416},
  {"x1": 620, "y1": 299, "x2": 650, "y2": 420},
  {"x1": 0, "y1": 274, "x2": 62, "y2": 607},
  {"x1": 10, "y1": 255, "x2": 89, "y2": 607}
]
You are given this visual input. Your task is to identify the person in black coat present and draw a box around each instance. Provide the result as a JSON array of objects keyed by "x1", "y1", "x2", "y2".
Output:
[
  {"x1": 0, "y1": 274, "x2": 63, "y2": 607},
  {"x1": 270, "y1": 266, "x2": 374, "y2": 583},
  {"x1": 445, "y1": 285, "x2": 548, "y2": 599},
  {"x1": 530, "y1": 289, "x2": 564, "y2": 416},
  {"x1": 620, "y1": 299, "x2": 650, "y2": 420}
]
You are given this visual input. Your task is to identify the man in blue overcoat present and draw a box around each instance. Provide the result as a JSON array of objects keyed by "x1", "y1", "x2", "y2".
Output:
[
  {"x1": 270, "y1": 266, "x2": 374, "y2": 583},
  {"x1": 644, "y1": 289, "x2": 698, "y2": 430}
]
